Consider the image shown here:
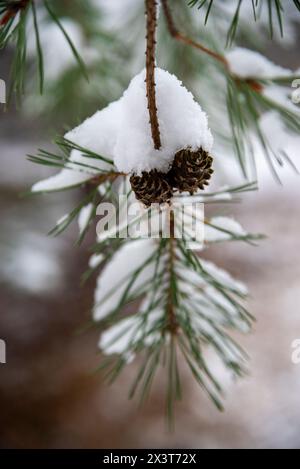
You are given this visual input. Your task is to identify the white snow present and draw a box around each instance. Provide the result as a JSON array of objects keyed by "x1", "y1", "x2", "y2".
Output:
[
  {"x1": 114, "y1": 68, "x2": 213, "y2": 174},
  {"x1": 201, "y1": 259, "x2": 248, "y2": 296},
  {"x1": 226, "y1": 48, "x2": 293, "y2": 79},
  {"x1": 65, "y1": 68, "x2": 213, "y2": 175},
  {"x1": 31, "y1": 149, "x2": 110, "y2": 192},
  {"x1": 65, "y1": 99, "x2": 123, "y2": 158},
  {"x1": 88, "y1": 253, "x2": 104, "y2": 269},
  {"x1": 78, "y1": 203, "x2": 93, "y2": 235},
  {"x1": 99, "y1": 309, "x2": 162, "y2": 357},
  {"x1": 32, "y1": 68, "x2": 213, "y2": 191},
  {"x1": 205, "y1": 216, "x2": 246, "y2": 242},
  {"x1": 55, "y1": 213, "x2": 69, "y2": 226},
  {"x1": 93, "y1": 239, "x2": 157, "y2": 320},
  {"x1": 99, "y1": 315, "x2": 139, "y2": 356}
]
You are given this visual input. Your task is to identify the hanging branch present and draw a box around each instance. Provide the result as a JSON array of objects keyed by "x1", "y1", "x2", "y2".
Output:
[
  {"x1": 161, "y1": 0, "x2": 228, "y2": 68},
  {"x1": 145, "y1": 0, "x2": 161, "y2": 150}
]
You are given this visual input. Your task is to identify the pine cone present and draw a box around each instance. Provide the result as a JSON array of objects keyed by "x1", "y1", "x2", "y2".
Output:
[
  {"x1": 168, "y1": 147, "x2": 213, "y2": 194},
  {"x1": 130, "y1": 170, "x2": 173, "y2": 207}
]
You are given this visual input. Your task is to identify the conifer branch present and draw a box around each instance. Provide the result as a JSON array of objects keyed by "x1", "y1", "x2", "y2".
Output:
[
  {"x1": 145, "y1": 0, "x2": 161, "y2": 150},
  {"x1": 161, "y1": 0, "x2": 228, "y2": 68}
]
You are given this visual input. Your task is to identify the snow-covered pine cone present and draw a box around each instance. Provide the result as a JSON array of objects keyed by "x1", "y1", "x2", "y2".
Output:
[
  {"x1": 168, "y1": 148, "x2": 213, "y2": 194},
  {"x1": 130, "y1": 170, "x2": 173, "y2": 207}
]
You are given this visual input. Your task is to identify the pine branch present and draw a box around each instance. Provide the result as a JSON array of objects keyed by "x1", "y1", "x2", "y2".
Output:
[
  {"x1": 31, "y1": 0, "x2": 43, "y2": 94},
  {"x1": 43, "y1": 0, "x2": 88, "y2": 82},
  {"x1": 145, "y1": 0, "x2": 161, "y2": 150},
  {"x1": 23, "y1": 0, "x2": 299, "y2": 422},
  {"x1": 0, "y1": 0, "x2": 88, "y2": 102},
  {"x1": 225, "y1": 76, "x2": 300, "y2": 181},
  {"x1": 162, "y1": 0, "x2": 228, "y2": 68},
  {"x1": 87, "y1": 177, "x2": 261, "y2": 417},
  {"x1": 188, "y1": 0, "x2": 300, "y2": 42}
]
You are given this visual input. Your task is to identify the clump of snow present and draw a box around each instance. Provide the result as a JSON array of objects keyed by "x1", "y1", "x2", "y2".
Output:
[
  {"x1": 201, "y1": 259, "x2": 248, "y2": 296},
  {"x1": 31, "y1": 149, "x2": 111, "y2": 192},
  {"x1": 226, "y1": 48, "x2": 293, "y2": 79},
  {"x1": 93, "y1": 239, "x2": 157, "y2": 320},
  {"x1": 205, "y1": 216, "x2": 246, "y2": 242},
  {"x1": 32, "y1": 68, "x2": 213, "y2": 191},
  {"x1": 89, "y1": 253, "x2": 104, "y2": 269},
  {"x1": 113, "y1": 68, "x2": 213, "y2": 174},
  {"x1": 99, "y1": 309, "x2": 162, "y2": 358},
  {"x1": 65, "y1": 68, "x2": 213, "y2": 175},
  {"x1": 78, "y1": 203, "x2": 93, "y2": 235},
  {"x1": 65, "y1": 99, "x2": 123, "y2": 158},
  {"x1": 55, "y1": 213, "x2": 69, "y2": 227}
]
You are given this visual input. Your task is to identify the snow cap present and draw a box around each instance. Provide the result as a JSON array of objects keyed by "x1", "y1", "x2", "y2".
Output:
[
  {"x1": 31, "y1": 68, "x2": 213, "y2": 192},
  {"x1": 226, "y1": 47, "x2": 293, "y2": 79},
  {"x1": 113, "y1": 68, "x2": 213, "y2": 174}
]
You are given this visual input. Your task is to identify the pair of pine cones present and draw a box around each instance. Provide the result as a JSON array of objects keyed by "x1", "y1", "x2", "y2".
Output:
[{"x1": 130, "y1": 148, "x2": 213, "y2": 207}]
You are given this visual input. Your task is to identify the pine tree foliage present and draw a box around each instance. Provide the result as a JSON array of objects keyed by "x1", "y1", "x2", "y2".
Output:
[
  {"x1": 188, "y1": 0, "x2": 300, "y2": 43},
  {"x1": 2, "y1": 0, "x2": 299, "y2": 420}
]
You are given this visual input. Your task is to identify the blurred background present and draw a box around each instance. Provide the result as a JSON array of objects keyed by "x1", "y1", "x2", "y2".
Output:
[{"x1": 0, "y1": 0, "x2": 300, "y2": 449}]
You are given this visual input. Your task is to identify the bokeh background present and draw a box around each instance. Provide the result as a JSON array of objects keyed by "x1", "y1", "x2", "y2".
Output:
[{"x1": 0, "y1": 0, "x2": 300, "y2": 449}]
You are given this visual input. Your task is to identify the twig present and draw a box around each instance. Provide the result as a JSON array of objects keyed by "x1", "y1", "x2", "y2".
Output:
[
  {"x1": 145, "y1": 0, "x2": 161, "y2": 150},
  {"x1": 161, "y1": 0, "x2": 228, "y2": 68},
  {"x1": 167, "y1": 210, "x2": 178, "y2": 334},
  {"x1": 87, "y1": 171, "x2": 126, "y2": 187},
  {"x1": 161, "y1": 0, "x2": 265, "y2": 94}
]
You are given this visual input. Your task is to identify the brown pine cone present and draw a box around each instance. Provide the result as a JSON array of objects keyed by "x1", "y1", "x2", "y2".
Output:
[
  {"x1": 130, "y1": 170, "x2": 173, "y2": 207},
  {"x1": 168, "y1": 147, "x2": 213, "y2": 194}
]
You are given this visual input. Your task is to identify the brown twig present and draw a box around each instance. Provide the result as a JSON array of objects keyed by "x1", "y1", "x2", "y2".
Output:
[
  {"x1": 145, "y1": 0, "x2": 161, "y2": 150},
  {"x1": 166, "y1": 209, "x2": 178, "y2": 334},
  {"x1": 161, "y1": 0, "x2": 229, "y2": 69},
  {"x1": 0, "y1": 0, "x2": 30, "y2": 26},
  {"x1": 87, "y1": 171, "x2": 126, "y2": 187}
]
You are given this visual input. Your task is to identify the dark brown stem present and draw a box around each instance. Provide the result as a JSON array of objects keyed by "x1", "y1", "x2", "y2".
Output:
[
  {"x1": 161, "y1": 0, "x2": 229, "y2": 69},
  {"x1": 167, "y1": 210, "x2": 178, "y2": 334},
  {"x1": 87, "y1": 171, "x2": 126, "y2": 187},
  {"x1": 145, "y1": 0, "x2": 161, "y2": 150}
]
